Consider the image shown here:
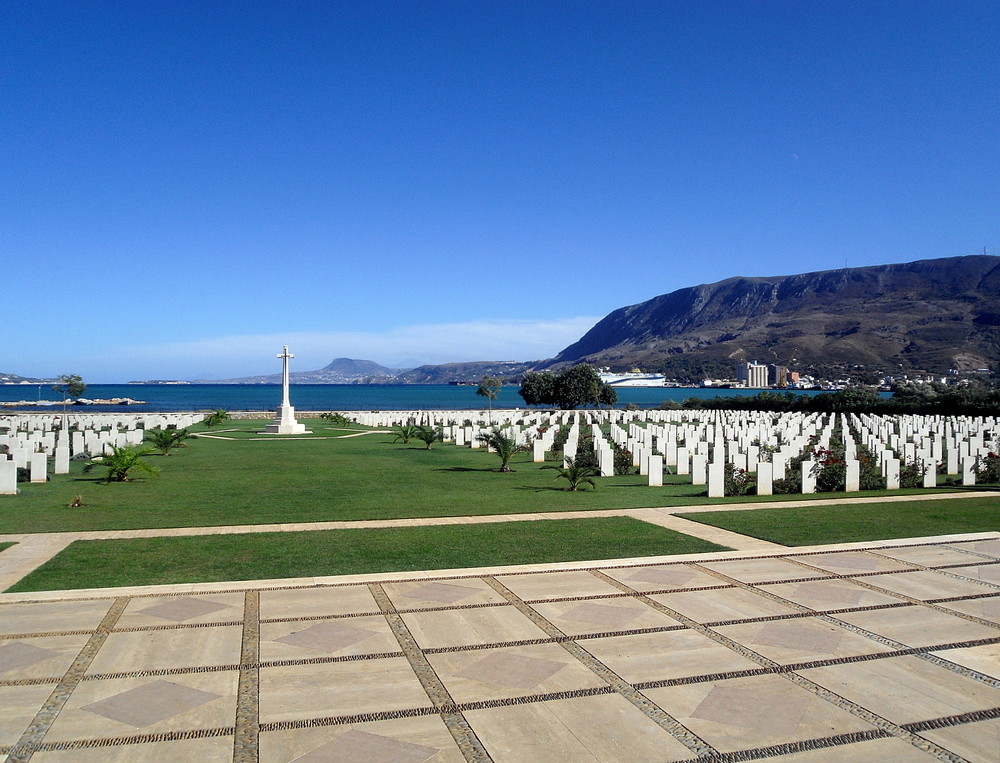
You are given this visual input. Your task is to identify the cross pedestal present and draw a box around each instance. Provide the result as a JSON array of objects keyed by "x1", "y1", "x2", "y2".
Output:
[{"x1": 262, "y1": 345, "x2": 309, "y2": 434}]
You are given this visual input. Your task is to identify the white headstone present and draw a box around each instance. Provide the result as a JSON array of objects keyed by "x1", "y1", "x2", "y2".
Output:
[
  {"x1": 30, "y1": 452, "x2": 47, "y2": 483},
  {"x1": 0, "y1": 458, "x2": 16, "y2": 494},
  {"x1": 55, "y1": 446, "x2": 70, "y2": 475},
  {"x1": 647, "y1": 455, "x2": 663, "y2": 487}
]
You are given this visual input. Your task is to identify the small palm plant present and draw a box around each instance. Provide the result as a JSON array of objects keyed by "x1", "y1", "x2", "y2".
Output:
[
  {"x1": 203, "y1": 409, "x2": 230, "y2": 427},
  {"x1": 544, "y1": 456, "x2": 599, "y2": 491},
  {"x1": 392, "y1": 423, "x2": 420, "y2": 444},
  {"x1": 146, "y1": 427, "x2": 191, "y2": 455},
  {"x1": 84, "y1": 445, "x2": 160, "y2": 483},
  {"x1": 476, "y1": 426, "x2": 528, "y2": 472},
  {"x1": 414, "y1": 425, "x2": 443, "y2": 450}
]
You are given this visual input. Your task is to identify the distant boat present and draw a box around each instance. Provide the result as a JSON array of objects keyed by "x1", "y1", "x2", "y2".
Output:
[{"x1": 598, "y1": 372, "x2": 668, "y2": 387}]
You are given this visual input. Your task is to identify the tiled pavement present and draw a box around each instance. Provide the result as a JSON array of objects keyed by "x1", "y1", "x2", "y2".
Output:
[{"x1": 2, "y1": 535, "x2": 1000, "y2": 761}]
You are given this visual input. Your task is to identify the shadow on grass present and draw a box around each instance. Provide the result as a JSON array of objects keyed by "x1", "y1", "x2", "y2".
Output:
[{"x1": 435, "y1": 466, "x2": 498, "y2": 473}]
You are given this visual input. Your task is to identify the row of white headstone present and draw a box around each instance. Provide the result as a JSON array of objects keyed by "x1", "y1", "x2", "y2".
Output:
[
  {"x1": 0, "y1": 413, "x2": 206, "y2": 494},
  {"x1": 348, "y1": 408, "x2": 997, "y2": 495}
]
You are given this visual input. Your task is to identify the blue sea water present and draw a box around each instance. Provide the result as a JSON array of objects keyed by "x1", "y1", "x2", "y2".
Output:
[{"x1": 0, "y1": 383, "x2": 834, "y2": 413}]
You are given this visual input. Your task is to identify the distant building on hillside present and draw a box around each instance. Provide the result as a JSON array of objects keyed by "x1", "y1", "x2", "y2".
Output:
[
  {"x1": 736, "y1": 361, "x2": 769, "y2": 388},
  {"x1": 768, "y1": 364, "x2": 788, "y2": 387}
]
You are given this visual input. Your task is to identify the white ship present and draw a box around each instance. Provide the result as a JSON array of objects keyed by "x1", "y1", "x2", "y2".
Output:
[{"x1": 598, "y1": 371, "x2": 668, "y2": 387}]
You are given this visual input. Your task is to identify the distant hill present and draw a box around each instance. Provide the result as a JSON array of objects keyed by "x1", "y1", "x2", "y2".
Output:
[
  {"x1": 201, "y1": 357, "x2": 407, "y2": 384},
  {"x1": 0, "y1": 372, "x2": 52, "y2": 384},
  {"x1": 549, "y1": 255, "x2": 1000, "y2": 373},
  {"x1": 391, "y1": 360, "x2": 537, "y2": 384}
]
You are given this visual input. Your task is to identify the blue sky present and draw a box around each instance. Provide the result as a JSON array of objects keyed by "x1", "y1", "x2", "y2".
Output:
[{"x1": 4, "y1": 1, "x2": 998, "y2": 381}]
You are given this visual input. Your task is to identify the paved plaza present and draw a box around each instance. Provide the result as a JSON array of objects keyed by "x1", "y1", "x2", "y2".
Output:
[{"x1": 2, "y1": 531, "x2": 1000, "y2": 761}]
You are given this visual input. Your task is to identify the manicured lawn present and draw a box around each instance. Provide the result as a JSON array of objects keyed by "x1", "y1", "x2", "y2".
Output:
[
  {"x1": 0, "y1": 543, "x2": 14, "y2": 554},
  {"x1": 680, "y1": 496, "x2": 1000, "y2": 546},
  {"x1": 6, "y1": 517, "x2": 729, "y2": 592},
  {"x1": 0, "y1": 418, "x2": 950, "y2": 534}
]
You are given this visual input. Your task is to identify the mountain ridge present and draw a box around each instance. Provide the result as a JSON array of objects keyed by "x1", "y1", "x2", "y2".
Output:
[{"x1": 549, "y1": 255, "x2": 1000, "y2": 373}]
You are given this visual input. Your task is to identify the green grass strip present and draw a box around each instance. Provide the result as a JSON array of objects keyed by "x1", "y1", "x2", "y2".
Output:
[
  {"x1": 681, "y1": 496, "x2": 1000, "y2": 546},
  {"x1": 0, "y1": 542, "x2": 15, "y2": 554},
  {"x1": 6, "y1": 517, "x2": 729, "y2": 593}
]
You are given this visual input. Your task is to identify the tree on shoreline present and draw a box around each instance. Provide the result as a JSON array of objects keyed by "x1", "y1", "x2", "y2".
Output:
[
  {"x1": 476, "y1": 376, "x2": 502, "y2": 424},
  {"x1": 518, "y1": 364, "x2": 617, "y2": 409}
]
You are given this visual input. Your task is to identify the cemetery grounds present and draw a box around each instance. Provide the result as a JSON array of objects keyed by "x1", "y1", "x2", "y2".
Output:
[{"x1": 1, "y1": 410, "x2": 999, "y2": 592}]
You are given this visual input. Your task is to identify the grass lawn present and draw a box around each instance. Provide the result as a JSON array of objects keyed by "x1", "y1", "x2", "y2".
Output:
[
  {"x1": 0, "y1": 418, "x2": 952, "y2": 534},
  {"x1": 0, "y1": 543, "x2": 14, "y2": 554},
  {"x1": 681, "y1": 496, "x2": 1000, "y2": 546},
  {"x1": 6, "y1": 517, "x2": 729, "y2": 592}
]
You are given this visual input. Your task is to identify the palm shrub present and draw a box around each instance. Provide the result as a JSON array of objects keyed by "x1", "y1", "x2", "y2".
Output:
[
  {"x1": 320, "y1": 412, "x2": 354, "y2": 426},
  {"x1": 203, "y1": 409, "x2": 230, "y2": 427},
  {"x1": 414, "y1": 425, "x2": 443, "y2": 450},
  {"x1": 476, "y1": 426, "x2": 529, "y2": 472},
  {"x1": 392, "y1": 423, "x2": 420, "y2": 444},
  {"x1": 544, "y1": 457, "x2": 599, "y2": 491},
  {"x1": 146, "y1": 427, "x2": 191, "y2": 455},
  {"x1": 84, "y1": 445, "x2": 160, "y2": 483}
]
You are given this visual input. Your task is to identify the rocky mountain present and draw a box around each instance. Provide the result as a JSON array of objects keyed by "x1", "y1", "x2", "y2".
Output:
[
  {"x1": 202, "y1": 357, "x2": 407, "y2": 384},
  {"x1": 549, "y1": 255, "x2": 1000, "y2": 373},
  {"x1": 391, "y1": 360, "x2": 537, "y2": 384}
]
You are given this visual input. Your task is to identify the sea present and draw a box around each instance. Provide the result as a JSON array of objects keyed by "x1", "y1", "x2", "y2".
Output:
[{"x1": 0, "y1": 383, "x2": 835, "y2": 413}]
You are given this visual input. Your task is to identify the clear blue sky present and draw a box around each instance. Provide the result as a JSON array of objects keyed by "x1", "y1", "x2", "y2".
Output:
[{"x1": 4, "y1": 1, "x2": 997, "y2": 381}]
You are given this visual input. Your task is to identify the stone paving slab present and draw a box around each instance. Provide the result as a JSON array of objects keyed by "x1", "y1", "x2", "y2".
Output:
[{"x1": 2, "y1": 533, "x2": 1000, "y2": 761}]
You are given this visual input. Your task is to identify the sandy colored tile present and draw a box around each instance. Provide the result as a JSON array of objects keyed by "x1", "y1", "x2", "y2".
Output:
[
  {"x1": 115, "y1": 593, "x2": 244, "y2": 628},
  {"x1": 0, "y1": 599, "x2": 115, "y2": 636},
  {"x1": 761, "y1": 578, "x2": 901, "y2": 611},
  {"x1": 381, "y1": 578, "x2": 508, "y2": 609},
  {"x1": 834, "y1": 604, "x2": 1000, "y2": 647},
  {"x1": 931, "y1": 643, "x2": 1000, "y2": 680},
  {"x1": 80, "y1": 679, "x2": 221, "y2": 728},
  {"x1": 529, "y1": 597, "x2": 679, "y2": 636},
  {"x1": 45, "y1": 671, "x2": 238, "y2": 742},
  {"x1": 965, "y1": 539, "x2": 1000, "y2": 558},
  {"x1": 0, "y1": 633, "x2": 90, "y2": 680},
  {"x1": 259, "y1": 715, "x2": 465, "y2": 763},
  {"x1": 429, "y1": 643, "x2": 604, "y2": 703},
  {"x1": 714, "y1": 617, "x2": 894, "y2": 664},
  {"x1": 699, "y1": 557, "x2": 827, "y2": 584},
  {"x1": 645, "y1": 673, "x2": 874, "y2": 753},
  {"x1": 789, "y1": 551, "x2": 914, "y2": 575},
  {"x1": 259, "y1": 657, "x2": 430, "y2": 723},
  {"x1": 400, "y1": 605, "x2": 547, "y2": 649},
  {"x1": 944, "y1": 564, "x2": 1000, "y2": 587},
  {"x1": 863, "y1": 570, "x2": 1000, "y2": 600},
  {"x1": 493, "y1": 570, "x2": 622, "y2": 601},
  {"x1": 597, "y1": 564, "x2": 726, "y2": 593},
  {"x1": 465, "y1": 693, "x2": 694, "y2": 761},
  {"x1": 259, "y1": 585, "x2": 381, "y2": 620},
  {"x1": 800, "y1": 655, "x2": 1000, "y2": 724},
  {"x1": 935, "y1": 596, "x2": 1000, "y2": 625},
  {"x1": 921, "y1": 717, "x2": 1000, "y2": 762},
  {"x1": 0, "y1": 683, "x2": 60, "y2": 747},
  {"x1": 87, "y1": 624, "x2": 242, "y2": 673},
  {"x1": 32, "y1": 735, "x2": 234, "y2": 762},
  {"x1": 584, "y1": 628, "x2": 759, "y2": 684},
  {"x1": 649, "y1": 587, "x2": 801, "y2": 624},
  {"x1": 775, "y1": 737, "x2": 937, "y2": 761},
  {"x1": 875, "y1": 544, "x2": 989, "y2": 567},
  {"x1": 261, "y1": 615, "x2": 400, "y2": 661}
]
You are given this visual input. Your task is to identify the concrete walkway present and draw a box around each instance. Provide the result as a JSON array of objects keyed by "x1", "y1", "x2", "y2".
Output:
[
  {"x1": 2, "y1": 532, "x2": 1000, "y2": 761},
  {"x1": 1, "y1": 491, "x2": 996, "y2": 593}
]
